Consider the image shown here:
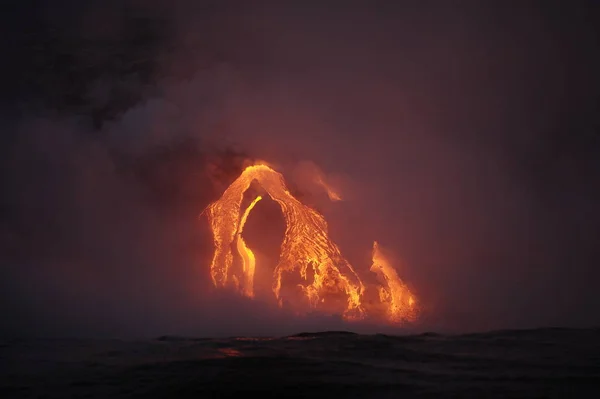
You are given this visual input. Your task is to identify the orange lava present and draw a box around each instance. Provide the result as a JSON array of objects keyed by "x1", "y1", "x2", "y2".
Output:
[
  {"x1": 203, "y1": 163, "x2": 417, "y2": 324},
  {"x1": 314, "y1": 174, "x2": 342, "y2": 202}
]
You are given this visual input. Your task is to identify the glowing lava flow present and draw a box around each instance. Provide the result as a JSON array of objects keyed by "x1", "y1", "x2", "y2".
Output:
[
  {"x1": 204, "y1": 163, "x2": 417, "y2": 323},
  {"x1": 235, "y1": 195, "x2": 262, "y2": 298},
  {"x1": 314, "y1": 175, "x2": 342, "y2": 202},
  {"x1": 370, "y1": 241, "x2": 416, "y2": 322}
]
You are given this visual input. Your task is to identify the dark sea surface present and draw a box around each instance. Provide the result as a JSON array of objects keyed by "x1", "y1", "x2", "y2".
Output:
[{"x1": 2, "y1": 328, "x2": 599, "y2": 398}]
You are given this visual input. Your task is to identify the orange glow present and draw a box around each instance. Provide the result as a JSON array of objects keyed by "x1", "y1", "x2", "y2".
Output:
[
  {"x1": 217, "y1": 348, "x2": 242, "y2": 357},
  {"x1": 236, "y1": 195, "x2": 262, "y2": 298},
  {"x1": 203, "y1": 163, "x2": 417, "y2": 324},
  {"x1": 314, "y1": 175, "x2": 342, "y2": 201},
  {"x1": 370, "y1": 241, "x2": 418, "y2": 322}
]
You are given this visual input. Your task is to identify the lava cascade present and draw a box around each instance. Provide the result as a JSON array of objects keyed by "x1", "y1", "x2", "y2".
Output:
[{"x1": 203, "y1": 163, "x2": 417, "y2": 323}]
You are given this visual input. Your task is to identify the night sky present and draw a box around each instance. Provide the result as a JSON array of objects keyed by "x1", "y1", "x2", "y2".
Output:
[{"x1": 1, "y1": 0, "x2": 599, "y2": 338}]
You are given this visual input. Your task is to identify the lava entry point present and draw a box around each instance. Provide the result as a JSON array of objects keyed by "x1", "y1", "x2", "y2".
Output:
[{"x1": 203, "y1": 163, "x2": 417, "y2": 324}]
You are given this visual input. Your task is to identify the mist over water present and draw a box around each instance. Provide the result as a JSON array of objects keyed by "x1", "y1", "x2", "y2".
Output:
[{"x1": 1, "y1": 1, "x2": 599, "y2": 338}]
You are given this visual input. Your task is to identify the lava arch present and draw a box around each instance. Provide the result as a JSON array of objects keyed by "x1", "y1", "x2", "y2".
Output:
[{"x1": 203, "y1": 163, "x2": 417, "y2": 323}]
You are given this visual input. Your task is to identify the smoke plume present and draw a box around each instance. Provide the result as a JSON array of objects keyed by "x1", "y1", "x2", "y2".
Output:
[{"x1": 1, "y1": 0, "x2": 599, "y2": 337}]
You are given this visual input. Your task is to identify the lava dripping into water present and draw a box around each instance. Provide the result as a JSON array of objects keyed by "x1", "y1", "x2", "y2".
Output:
[{"x1": 202, "y1": 162, "x2": 417, "y2": 324}]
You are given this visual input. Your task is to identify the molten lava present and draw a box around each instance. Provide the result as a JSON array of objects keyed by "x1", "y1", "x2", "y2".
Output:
[
  {"x1": 204, "y1": 163, "x2": 417, "y2": 324},
  {"x1": 370, "y1": 241, "x2": 416, "y2": 322},
  {"x1": 314, "y1": 174, "x2": 342, "y2": 202},
  {"x1": 235, "y1": 195, "x2": 262, "y2": 298}
]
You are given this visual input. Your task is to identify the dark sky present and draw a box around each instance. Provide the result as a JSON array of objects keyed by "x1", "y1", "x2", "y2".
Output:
[{"x1": 1, "y1": 0, "x2": 599, "y2": 338}]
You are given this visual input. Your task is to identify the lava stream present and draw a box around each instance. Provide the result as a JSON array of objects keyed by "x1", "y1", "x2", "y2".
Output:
[
  {"x1": 235, "y1": 195, "x2": 262, "y2": 298},
  {"x1": 203, "y1": 163, "x2": 417, "y2": 323}
]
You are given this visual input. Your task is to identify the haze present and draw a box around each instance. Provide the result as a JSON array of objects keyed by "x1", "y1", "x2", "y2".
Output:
[{"x1": 1, "y1": 0, "x2": 599, "y2": 338}]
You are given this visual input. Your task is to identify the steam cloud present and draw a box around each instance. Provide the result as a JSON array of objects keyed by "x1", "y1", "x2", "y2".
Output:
[{"x1": 1, "y1": 1, "x2": 599, "y2": 338}]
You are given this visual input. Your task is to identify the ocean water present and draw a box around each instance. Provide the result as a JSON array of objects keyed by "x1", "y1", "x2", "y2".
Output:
[{"x1": 2, "y1": 328, "x2": 599, "y2": 398}]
